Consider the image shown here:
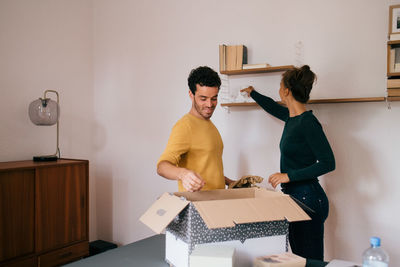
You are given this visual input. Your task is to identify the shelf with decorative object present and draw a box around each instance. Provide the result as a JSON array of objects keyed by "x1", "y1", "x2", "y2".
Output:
[
  {"x1": 220, "y1": 65, "x2": 294, "y2": 75},
  {"x1": 221, "y1": 97, "x2": 390, "y2": 107},
  {"x1": 218, "y1": 45, "x2": 389, "y2": 106}
]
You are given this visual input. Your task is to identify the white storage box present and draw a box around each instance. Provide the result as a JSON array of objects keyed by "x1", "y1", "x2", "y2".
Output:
[
  {"x1": 189, "y1": 243, "x2": 235, "y2": 267},
  {"x1": 140, "y1": 188, "x2": 310, "y2": 267}
]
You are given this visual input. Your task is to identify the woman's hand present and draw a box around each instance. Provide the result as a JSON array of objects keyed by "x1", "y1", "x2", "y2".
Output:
[
  {"x1": 240, "y1": 86, "x2": 254, "y2": 97},
  {"x1": 224, "y1": 176, "x2": 234, "y2": 187},
  {"x1": 268, "y1": 173, "x2": 289, "y2": 189}
]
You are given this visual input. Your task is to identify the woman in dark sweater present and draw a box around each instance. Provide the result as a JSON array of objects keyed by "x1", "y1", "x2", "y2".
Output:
[{"x1": 241, "y1": 65, "x2": 335, "y2": 261}]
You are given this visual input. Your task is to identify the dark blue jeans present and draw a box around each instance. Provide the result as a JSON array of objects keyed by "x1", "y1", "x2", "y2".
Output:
[{"x1": 282, "y1": 181, "x2": 329, "y2": 261}]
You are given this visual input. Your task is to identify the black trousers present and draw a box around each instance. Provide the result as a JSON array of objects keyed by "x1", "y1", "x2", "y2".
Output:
[{"x1": 282, "y1": 181, "x2": 329, "y2": 261}]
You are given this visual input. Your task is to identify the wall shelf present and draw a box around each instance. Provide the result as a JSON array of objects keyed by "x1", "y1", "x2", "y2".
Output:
[
  {"x1": 219, "y1": 63, "x2": 390, "y2": 106},
  {"x1": 387, "y1": 40, "x2": 400, "y2": 45},
  {"x1": 221, "y1": 97, "x2": 388, "y2": 107},
  {"x1": 220, "y1": 65, "x2": 294, "y2": 75},
  {"x1": 387, "y1": 96, "x2": 400, "y2": 101}
]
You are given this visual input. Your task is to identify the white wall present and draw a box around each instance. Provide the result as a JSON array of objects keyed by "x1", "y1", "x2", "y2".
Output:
[
  {"x1": 1, "y1": 0, "x2": 399, "y2": 265},
  {"x1": 92, "y1": 0, "x2": 400, "y2": 264},
  {"x1": 0, "y1": 0, "x2": 97, "y2": 238}
]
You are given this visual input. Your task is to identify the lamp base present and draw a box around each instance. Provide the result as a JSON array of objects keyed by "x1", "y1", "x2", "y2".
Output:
[{"x1": 33, "y1": 155, "x2": 58, "y2": 162}]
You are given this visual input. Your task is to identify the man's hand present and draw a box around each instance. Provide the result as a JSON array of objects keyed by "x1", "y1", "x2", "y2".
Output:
[
  {"x1": 268, "y1": 173, "x2": 289, "y2": 189},
  {"x1": 178, "y1": 169, "x2": 205, "y2": 192},
  {"x1": 157, "y1": 161, "x2": 205, "y2": 192}
]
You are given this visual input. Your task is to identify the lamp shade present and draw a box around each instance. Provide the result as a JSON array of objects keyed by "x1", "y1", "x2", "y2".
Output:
[
  {"x1": 28, "y1": 98, "x2": 60, "y2": 125},
  {"x1": 28, "y1": 90, "x2": 61, "y2": 161}
]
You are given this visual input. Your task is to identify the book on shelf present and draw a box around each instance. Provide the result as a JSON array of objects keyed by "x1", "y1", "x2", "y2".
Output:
[
  {"x1": 235, "y1": 44, "x2": 247, "y2": 70},
  {"x1": 219, "y1": 45, "x2": 226, "y2": 71},
  {"x1": 243, "y1": 63, "x2": 271, "y2": 69},
  {"x1": 218, "y1": 44, "x2": 247, "y2": 71},
  {"x1": 389, "y1": 47, "x2": 400, "y2": 72},
  {"x1": 396, "y1": 48, "x2": 400, "y2": 71},
  {"x1": 226, "y1": 45, "x2": 236, "y2": 71},
  {"x1": 390, "y1": 33, "x2": 400, "y2": 41},
  {"x1": 387, "y1": 78, "x2": 400, "y2": 88},
  {"x1": 390, "y1": 48, "x2": 395, "y2": 73},
  {"x1": 387, "y1": 88, "x2": 400, "y2": 97}
]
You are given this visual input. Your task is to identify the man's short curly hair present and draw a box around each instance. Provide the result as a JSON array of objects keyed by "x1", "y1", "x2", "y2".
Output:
[{"x1": 188, "y1": 66, "x2": 221, "y2": 95}]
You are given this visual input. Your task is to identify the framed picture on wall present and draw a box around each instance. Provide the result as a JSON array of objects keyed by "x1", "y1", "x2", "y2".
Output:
[{"x1": 389, "y1": 5, "x2": 400, "y2": 38}]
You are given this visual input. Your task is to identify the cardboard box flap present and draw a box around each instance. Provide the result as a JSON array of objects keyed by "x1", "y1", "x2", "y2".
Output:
[
  {"x1": 252, "y1": 196, "x2": 310, "y2": 222},
  {"x1": 139, "y1": 192, "x2": 189, "y2": 234},
  {"x1": 233, "y1": 198, "x2": 286, "y2": 224},
  {"x1": 277, "y1": 195, "x2": 311, "y2": 222},
  {"x1": 253, "y1": 189, "x2": 310, "y2": 222},
  {"x1": 193, "y1": 199, "x2": 237, "y2": 228},
  {"x1": 193, "y1": 194, "x2": 310, "y2": 229},
  {"x1": 255, "y1": 187, "x2": 285, "y2": 198}
]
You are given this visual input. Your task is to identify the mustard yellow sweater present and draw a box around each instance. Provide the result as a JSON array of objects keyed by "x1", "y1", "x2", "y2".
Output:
[{"x1": 158, "y1": 113, "x2": 225, "y2": 191}]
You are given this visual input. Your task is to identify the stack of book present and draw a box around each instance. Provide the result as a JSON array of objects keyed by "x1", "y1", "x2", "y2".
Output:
[
  {"x1": 219, "y1": 44, "x2": 247, "y2": 71},
  {"x1": 219, "y1": 44, "x2": 271, "y2": 72},
  {"x1": 387, "y1": 79, "x2": 400, "y2": 98}
]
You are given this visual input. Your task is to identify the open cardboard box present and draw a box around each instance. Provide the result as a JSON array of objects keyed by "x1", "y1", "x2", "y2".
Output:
[{"x1": 140, "y1": 188, "x2": 310, "y2": 267}]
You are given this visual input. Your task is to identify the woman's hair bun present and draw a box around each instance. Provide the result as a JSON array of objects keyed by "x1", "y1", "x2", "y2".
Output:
[
  {"x1": 300, "y1": 65, "x2": 310, "y2": 72},
  {"x1": 282, "y1": 65, "x2": 316, "y2": 103}
]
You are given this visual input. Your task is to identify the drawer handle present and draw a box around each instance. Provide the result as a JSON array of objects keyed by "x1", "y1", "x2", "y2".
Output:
[{"x1": 60, "y1": 251, "x2": 73, "y2": 258}]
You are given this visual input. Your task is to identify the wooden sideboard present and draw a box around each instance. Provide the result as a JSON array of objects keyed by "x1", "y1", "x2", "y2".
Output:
[{"x1": 0, "y1": 159, "x2": 89, "y2": 267}]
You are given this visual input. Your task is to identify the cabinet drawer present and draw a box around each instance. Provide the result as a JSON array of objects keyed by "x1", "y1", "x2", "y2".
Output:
[
  {"x1": 0, "y1": 256, "x2": 36, "y2": 267},
  {"x1": 38, "y1": 242, "x2": 88, "y2": 267}
]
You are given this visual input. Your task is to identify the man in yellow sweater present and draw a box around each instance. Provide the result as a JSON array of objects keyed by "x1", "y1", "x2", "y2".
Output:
[{"x1": 157, "y1": 66, "x2": 233, "y2": 192}]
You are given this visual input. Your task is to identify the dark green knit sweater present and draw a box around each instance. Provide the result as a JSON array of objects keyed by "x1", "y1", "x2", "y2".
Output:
[{"x1": 250, "y1": 90, "x2": 335, "y2": 182}]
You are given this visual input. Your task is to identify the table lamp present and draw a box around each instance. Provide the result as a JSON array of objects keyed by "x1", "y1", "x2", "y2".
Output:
[{"x1": 28, "y1": 90, "x2": 60, "y2": 161}]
